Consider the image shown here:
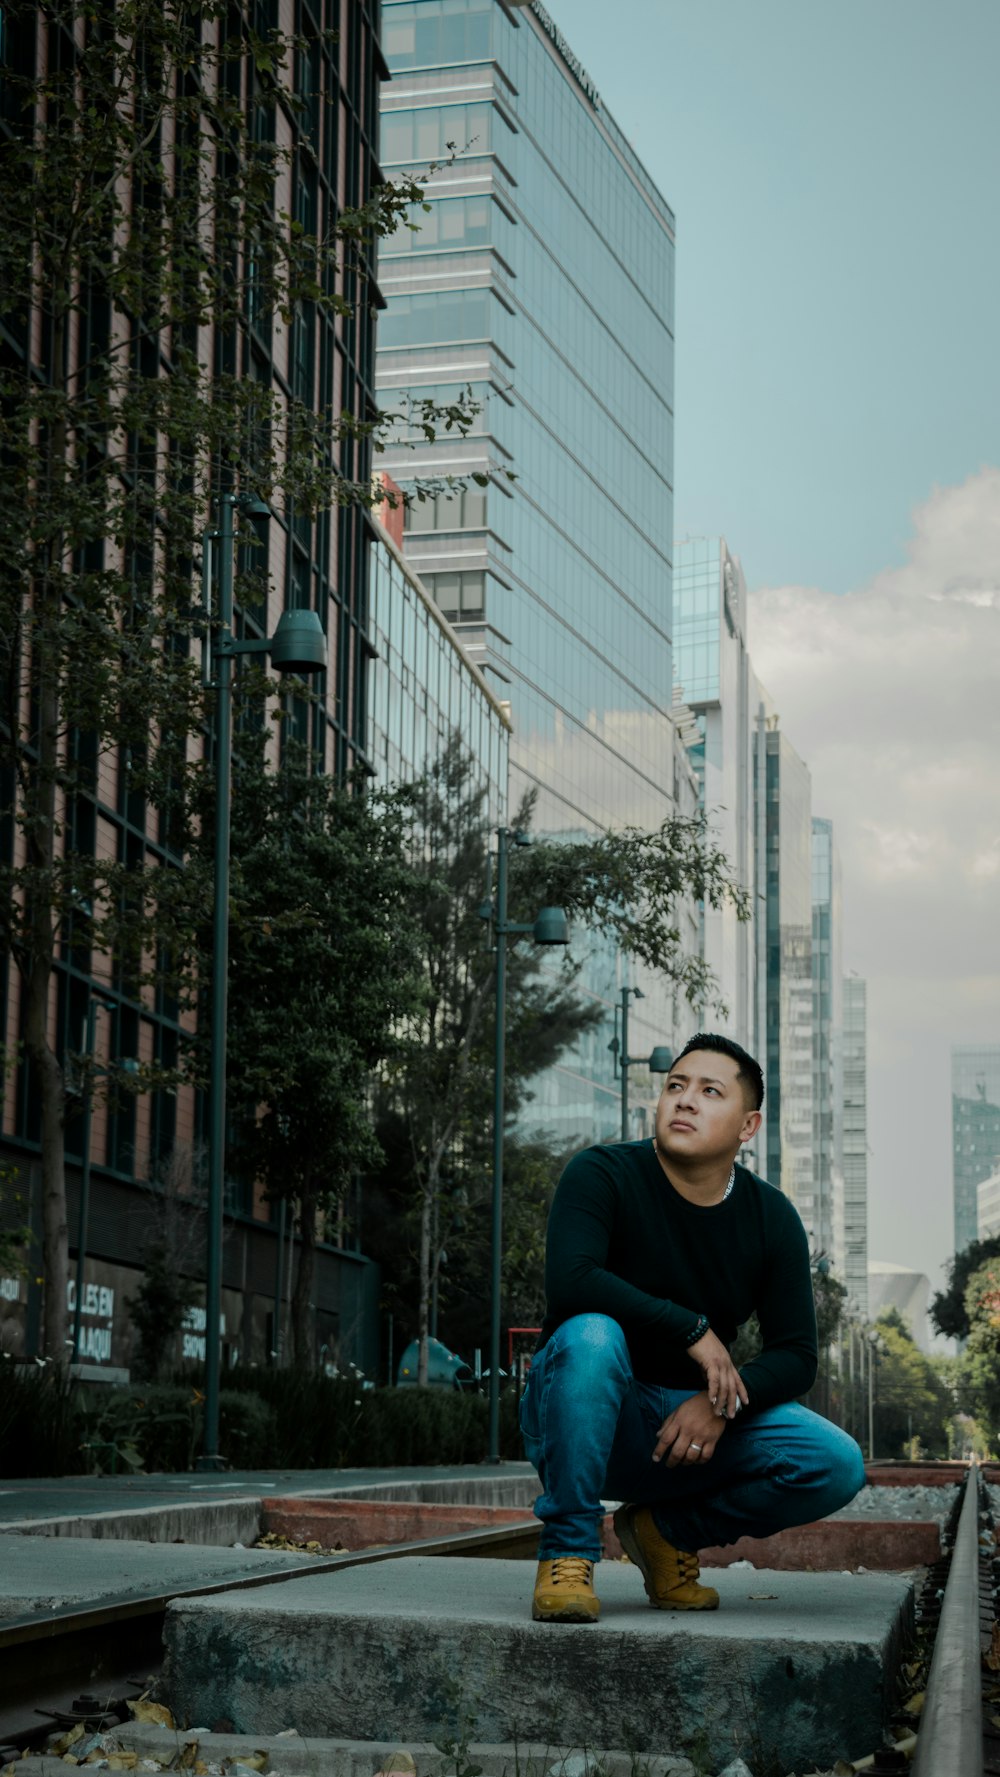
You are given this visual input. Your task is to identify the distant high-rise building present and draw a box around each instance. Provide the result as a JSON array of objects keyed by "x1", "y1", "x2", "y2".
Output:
[
  {"x1": 811, "y1": 819, "x2": 843, "y2": 1261},
  {"x1": 977, "y1": 1168, "x2": 1000, "y2": 1241},
  {"x1": 673, "y1": 539, "x2": 757, "y2": 1052},
  {"x1": 868, "y1": 1263, "x2": 931, "y2": 1352},
  {"x1": 841, "y1": 973, "x2": 869, "y2": 1315},
  {"x1": 368, "y1": 524, "x2": 510, "y2": 823},
  {"x1": 952, "y1": 1045, "x2": 1000, "y2": 1253},
  {"x1": 377, "y1": 0, "x2": 685, "y2": 1145},
  {"x1": 757, "y1": 715, "x2": 814, "y2": 1221}
]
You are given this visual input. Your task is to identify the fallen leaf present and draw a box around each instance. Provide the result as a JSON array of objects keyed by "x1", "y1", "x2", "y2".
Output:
[
  {"x1": 54, "y1": 1727, "x2": 86, "y2": 1756},
  {"x1": 128, "y1": 1703, "x2": 174, "y2": 1730},
  {"x1": 904, "y1": 1691, "x2": 925, "y2": 1715}
]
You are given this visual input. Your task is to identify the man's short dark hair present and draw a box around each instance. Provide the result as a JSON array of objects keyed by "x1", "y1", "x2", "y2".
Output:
[{"x1": 672, "y1": 1032, "x2": 765, "y2": 1111}]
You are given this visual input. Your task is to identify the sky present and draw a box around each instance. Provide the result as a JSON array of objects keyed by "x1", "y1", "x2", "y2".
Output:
[{"x1": 551, "y1": 0, "x2": 1000, "y2": 1303}]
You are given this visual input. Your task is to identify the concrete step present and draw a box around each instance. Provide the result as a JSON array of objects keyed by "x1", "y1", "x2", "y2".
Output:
[
  {"x1": 162, "y1": 1554, "x2": 915, "y2": 1776},
  {"x1": 263, "y1": 1498, "x2": 539, "y2": 1551},
  {"x1": 271, "y1": 1495, "x2": 941, "y2": 1570}
]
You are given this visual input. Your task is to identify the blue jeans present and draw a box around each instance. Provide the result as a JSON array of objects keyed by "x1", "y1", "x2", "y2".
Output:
[{"x1": 520, "y1": 1313, "x2": 866, "y2": 1561}]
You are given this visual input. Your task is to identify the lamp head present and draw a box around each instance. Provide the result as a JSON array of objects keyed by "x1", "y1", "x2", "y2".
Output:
[
  {"x1": 269, "y1": 609, "x2": 328, "y2": 674},
  {"x1": 648, "y1": 1045, "x2": 673, "y2": 1074},
  {"x1": 533, "y1": 905, "x2": 569, "y2": 946}
]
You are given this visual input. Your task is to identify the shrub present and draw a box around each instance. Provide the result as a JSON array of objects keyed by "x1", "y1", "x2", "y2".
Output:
[
  {"x1": 0, "y1": 1363, "x2": 82, "y2": 1478},
  {"x1": 77, "y1": 1384, "x2": 279, "y2": 1474}
]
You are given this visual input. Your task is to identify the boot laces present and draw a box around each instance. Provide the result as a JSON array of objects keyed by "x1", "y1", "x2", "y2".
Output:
[
  {"x1": 677, "y1": 1550, "x2": 700, "y2": 1583},
  {"x1": 549, "y1": 1556, "x2": 593, "y2": 1588}
]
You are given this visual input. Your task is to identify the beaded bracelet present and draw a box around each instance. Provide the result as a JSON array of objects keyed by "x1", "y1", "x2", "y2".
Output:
[{"x1": 684, "y1": 1314, "x2": 710, "y2": 1347}]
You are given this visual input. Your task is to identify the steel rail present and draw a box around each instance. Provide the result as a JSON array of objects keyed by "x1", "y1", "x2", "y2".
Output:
[
  {"x1": 911, "y1": 1465, "x2": 985, "y2": 1777},
  {"x1": 0, "y1": 1519, "x2": 541, "y2": 1750}
]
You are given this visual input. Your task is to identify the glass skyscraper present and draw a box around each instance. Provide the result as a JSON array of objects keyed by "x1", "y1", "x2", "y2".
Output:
[
  {"x1": 811, "y1": 818, "x2": 843, "y2": 1261},
  {"x1": 673, "y1": 539, "x2": 757, "y2": 1055},
  {"x1": 377, "y1": 0, "x2": 680, "y2": 1145},
  {"x1": 760, "y1": 725, "x2": 814, "y2": 1222},
  {"x1": 368, "y1": 525, "x2": 510, "y2": 824},
  {"x1": 951, "y1": 1044, "x2": 1000, "y2": 1254},
  {"x1": 841, "y1": 973, "x2": 869, "y2": 1315}
]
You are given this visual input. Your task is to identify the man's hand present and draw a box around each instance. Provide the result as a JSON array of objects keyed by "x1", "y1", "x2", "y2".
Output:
[
  {"x1": 652, "y1": 1391, "x2": 725, "y2": 1467},
  {"x1": 687, "y1": 1328, "x2": 749, "y2": 1420}
]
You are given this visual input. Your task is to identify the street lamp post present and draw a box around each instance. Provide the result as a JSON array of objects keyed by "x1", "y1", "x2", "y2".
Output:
[
  {"x1": 197, "y1": 492, "x2": 328, "y2": 1470},
  {"x1": 609, "y1": 985, "x2": 673, "y2": 1141},
  {"x1": 484, "y1": 827, "x2": 569, "y2": 1465}
]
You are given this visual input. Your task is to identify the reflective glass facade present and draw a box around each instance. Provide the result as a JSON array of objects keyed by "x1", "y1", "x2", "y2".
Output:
[
  {"x1": 841, "y1": 973, "x2": 869, "y2": 1314},
  {"x1": 951, "y1": 1044, "x2": 1000, "y2": 1254},
  {"x1": 811, "y1": 819, "x2": 843, "y2": 1261},
  {"x1": 377, "y1": 0, "x2": 679, "y2": 1146},
  {"x1": 368, "y1": 527, "x2": 509, "y2": 822},
  {"x1": 760, "y1": 728, "x2": 814, "y2": 1219},
  {"x1": 674, "y1": 540, "x2": 757, "y2": 1063}
]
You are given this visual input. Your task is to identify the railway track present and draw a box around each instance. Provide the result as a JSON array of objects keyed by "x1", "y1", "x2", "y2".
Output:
[
  {"x1": 0, "y1": 1520, "x2": 540, "y2": 1757},
  {"x1": 1, "y1": 1474, "x2": 997, "y2": 1776}
]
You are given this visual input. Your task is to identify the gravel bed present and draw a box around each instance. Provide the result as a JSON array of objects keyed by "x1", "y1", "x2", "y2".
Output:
[{"x1": 827, "y1": 1481, "x2": 959, "y2": 1523}]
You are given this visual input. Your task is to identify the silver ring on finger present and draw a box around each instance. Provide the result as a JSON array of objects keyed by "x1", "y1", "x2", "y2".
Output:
[{"x1": 688, "y1": 1442, "x2": 702, "y2": 1452}]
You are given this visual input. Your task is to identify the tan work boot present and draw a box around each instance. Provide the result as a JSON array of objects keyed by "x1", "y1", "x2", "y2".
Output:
[
  {"x1": 613, "y1": 1503, "x2": 719, "y2": 1610},
  {"x1": 531, "y1": 1555, "x2": 600, "y2": 1622}
]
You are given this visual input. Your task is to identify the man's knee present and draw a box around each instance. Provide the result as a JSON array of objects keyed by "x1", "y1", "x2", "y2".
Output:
[
  {"x1": 549, "y1": 1313, "x2": 630, "y2": 1383},
  {"x1": 807, "y1": 1419, "x2": 866, "y2": 1514}
]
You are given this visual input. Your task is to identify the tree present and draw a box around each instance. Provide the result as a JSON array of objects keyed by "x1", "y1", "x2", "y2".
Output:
[
  {"x1": 951, "y1": 1256, "x2": 1000, "y2": 1448},
  {"x1": 871, "y1": 1306, "x2": 952, "y2": 1457},
  {"x1": 369, "y1": 739, "x2": 602, "y2": 1381},
  {"x1": 930, "y1": 1235, "x2": 1000, "y2": 1341},
  {"x1": 371, "y1": 738, "x2": 748, "y2": 1383},
  {"x1": 0, "y1": 0, "x2": 474, "y2": 1358},
  {"x1": 127, "y1": 1143, "x2": 205, "y2": 1381},
  {"x1": 222, "y1": 740, "x2": 425, "y2": 1365}
]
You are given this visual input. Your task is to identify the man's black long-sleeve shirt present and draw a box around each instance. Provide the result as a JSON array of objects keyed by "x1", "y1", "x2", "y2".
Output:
[{"x1": 538, "y1": 1140, "x2": 817, "y2": 1411}]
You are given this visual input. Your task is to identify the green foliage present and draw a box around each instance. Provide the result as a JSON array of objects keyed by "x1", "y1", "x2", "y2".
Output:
[
  {"x1": 872, "y1": 1308, "x2": 953, "y2": 1457},
  {"x1": 221, "y1": 742, "x2": 427, "y2": 1362},
  {"x1": 0, "y1": 1165, "x2": 32, "y2": 1278},
  {"x1": 128, "y1": 1246, "x2": 200, "y2": 1384},
  {"x1": 0, "y1": 1367, "x2": 526, "y2": 1476},
  {"x1": 220, "y1": 1367, "x2": 523, "y2": 1466},
  {"x1": 812, "y1": 1264, "x2": 848, "y2": 1350},
  {"x1": 949, "y1": 1256, "x2": 1000, "y2": 1447},
  {"x1": 369, "y1": 738, "x2": 602, "y2": 1370},
  {"x1": 78, "y1": 1385, "x2": 279, "y2": 1474},
  {"x1": 225, "y1": 744, "x2": 425, "y2": 1203},
  {"x1": 0, "y1": 1364, "x2": 81, "y2": 1478},
  {"x1": 510, "y1": 812, "x2": 751, "y2": 1008},
  {"x1": 930, "y1": 1235, "x2": 1000, "y2": 1340}
]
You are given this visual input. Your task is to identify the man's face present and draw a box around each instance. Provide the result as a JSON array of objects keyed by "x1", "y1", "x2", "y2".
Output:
[{"x1": 654, "y1": 1049, "x2": 761, "y2": 1164}]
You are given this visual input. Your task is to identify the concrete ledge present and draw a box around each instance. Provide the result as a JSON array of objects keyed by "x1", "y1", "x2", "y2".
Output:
[
  {"x1": 263, "y1": 1499, "x2": 538, "y2": 1549},
  {"x1": 162, "y1": 1555, "x2": 915, "y2": 1775},
  {"x1": 696, "y1": 1519, "x2": 940, "y2": 1571},
  {"x1": 5, "y1": 1499, "x2": 261, "y2": 1546},
  {"x1": 327, "y1": 1477, "x2": 540, "y2": 1508}
]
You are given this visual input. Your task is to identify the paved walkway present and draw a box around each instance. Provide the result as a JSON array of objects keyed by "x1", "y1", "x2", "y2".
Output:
[{"x1": 0, "y1": 1463, "x2": 537, "y2": 1528}]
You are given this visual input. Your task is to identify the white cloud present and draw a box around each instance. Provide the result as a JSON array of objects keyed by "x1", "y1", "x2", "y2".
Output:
[{"x1": 749, "y1": 466, "x2": 1000, "y2": 1289}]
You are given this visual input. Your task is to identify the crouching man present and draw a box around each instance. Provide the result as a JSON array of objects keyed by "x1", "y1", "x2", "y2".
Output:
[{"x1": 520, "y1": 1032, "x2": 865, "y2": 1622}]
